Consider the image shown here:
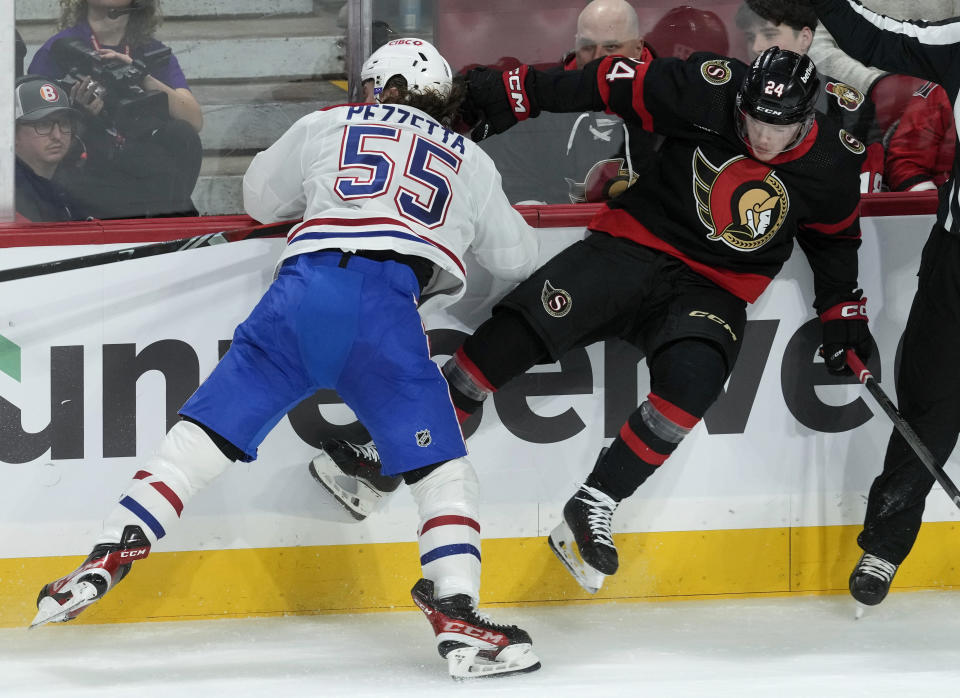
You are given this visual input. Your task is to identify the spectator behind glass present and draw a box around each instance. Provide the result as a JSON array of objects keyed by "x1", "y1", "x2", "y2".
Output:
[
  {"x1": 644, "y1": 5, "x2": 729, "y2": 60},
  {"x1": 29, "y1": 0, "x2": 203, "y2": 219},
  {"x1": 808, "y1": 0, "x2": 960, "y2": 95},
  {"x1": 807, "y1": 0, "x2": 960, "y2": 143},
  {"x1": 734, "y1": 0, "x2": 885, "y2": 192},
  {"x1": 14, "y1": 76, "x2": 91, "y2": 222},
  {"x1": 478, "y1": 0, "x2": 658, "y2": 205},
  {"x1": 885, "y1": 82, "x2": 955, "y2": 192},
  {"x1": 15, "y1": 29, "x2": 27, "y2": 77}
]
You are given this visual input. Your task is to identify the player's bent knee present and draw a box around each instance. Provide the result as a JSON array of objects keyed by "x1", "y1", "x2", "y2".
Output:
[
  {"x1": 649, "y1": 338, "x2": 730, "y2": 417},
  {"x1": 407, "y1": 457, "x2": 480, "y2": 520},
  {"x1": 153, "y1": 420, "x2": 234, "y2": 496}
]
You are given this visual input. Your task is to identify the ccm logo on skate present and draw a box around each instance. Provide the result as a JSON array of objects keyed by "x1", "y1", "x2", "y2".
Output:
[
  {"x1": 506, "y1": 68, "x2": 526, "y2": 113},
  {"x1": 120, "y1": 547, "x2": 149, "y2": 559},
  {"x1": 443, "y1": 621, "x2": 504, "y2": 642}
]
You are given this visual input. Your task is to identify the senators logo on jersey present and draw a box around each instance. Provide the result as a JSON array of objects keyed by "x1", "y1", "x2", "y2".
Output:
[
  {"x1": 693, "y1": 150, "x2": 789, "y2": 252},
  {"x1": 700, "y1": 59, "x2": 732, "y2": 85},
  {"x1": 839, "y1": 129, "x2": 865, "y2": 155},
  {"x1": 541, "y1": 280, "x2": 572, "y2": 317},
  {"x1": 825, "y1": 81, "x2": 864, "y2": 112}
]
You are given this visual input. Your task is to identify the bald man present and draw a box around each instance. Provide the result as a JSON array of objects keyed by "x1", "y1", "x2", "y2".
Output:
[
  {"x1": 571, "y1": 0, "x2": 645, "y2": 68},
  {"x1": 473, "y1": 0, "x2": 656, "y2": 206}
]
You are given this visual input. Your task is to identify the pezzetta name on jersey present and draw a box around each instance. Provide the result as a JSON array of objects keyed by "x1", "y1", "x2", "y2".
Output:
[
  {"x1": 345, "y1": 104, "x2": 466, "y2": 154},
  {"x1": 0, "y1": 322, "x2": 884, "y2": 464}
]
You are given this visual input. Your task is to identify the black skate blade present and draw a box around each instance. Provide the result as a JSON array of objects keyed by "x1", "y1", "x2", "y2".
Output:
[{"x1": 309, "y1": 457, "x2": 368, "y2": 521}]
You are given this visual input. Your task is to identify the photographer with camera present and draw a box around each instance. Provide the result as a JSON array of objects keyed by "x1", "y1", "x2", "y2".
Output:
[{"x1": 28, "y1": 0, "x2": 203, "y2": 219}]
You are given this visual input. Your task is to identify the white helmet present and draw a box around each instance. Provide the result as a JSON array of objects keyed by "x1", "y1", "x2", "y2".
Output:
[{"x1": 360, "y1": 38, "x2": 453, "y2": 100}]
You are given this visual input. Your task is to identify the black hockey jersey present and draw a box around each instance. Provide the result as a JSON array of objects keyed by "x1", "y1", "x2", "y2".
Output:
[{"x1": 506, "y1": 53, "x2": 865, "y2": 305}]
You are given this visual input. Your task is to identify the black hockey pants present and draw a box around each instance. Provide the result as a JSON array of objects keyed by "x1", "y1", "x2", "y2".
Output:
[{"x1": 858, "y1": 225, "x2": 960, "y2": 565}]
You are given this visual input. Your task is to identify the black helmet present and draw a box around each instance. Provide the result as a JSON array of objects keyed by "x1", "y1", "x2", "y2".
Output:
[{"x1": 736, "y1": 47, "x2": 819, "y2": 151}]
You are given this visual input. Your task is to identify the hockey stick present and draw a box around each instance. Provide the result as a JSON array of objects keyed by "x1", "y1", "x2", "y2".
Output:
[
  {"x1": 845, "y1": 349, "x2": 960, "y2": 510},
  {"x1": 0, "y1": 219, "x2": 298, "y2": 283}
]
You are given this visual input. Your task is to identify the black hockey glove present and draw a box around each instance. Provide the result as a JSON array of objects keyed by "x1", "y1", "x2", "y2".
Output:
[
  {"x1": 818, "y1": 291, "x2": 872, "y2": 375},
  {"x1": 462, "y1": 65, "x2": 537, "y2": 142}
]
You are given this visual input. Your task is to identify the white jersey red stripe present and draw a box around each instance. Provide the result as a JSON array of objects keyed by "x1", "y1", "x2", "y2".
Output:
[{"x1": 243, "y1": 102, "x2": 539, "y2": 313}]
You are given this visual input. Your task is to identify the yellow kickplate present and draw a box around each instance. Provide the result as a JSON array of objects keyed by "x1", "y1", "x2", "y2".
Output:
[{"x1": 3, "y1": 524, "x2": 958, "y2": 628}]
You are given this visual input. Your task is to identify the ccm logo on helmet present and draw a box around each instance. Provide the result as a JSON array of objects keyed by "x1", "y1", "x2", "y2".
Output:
[{"x1": 388, "y1": 39, "x2": 423, "y2": 46}]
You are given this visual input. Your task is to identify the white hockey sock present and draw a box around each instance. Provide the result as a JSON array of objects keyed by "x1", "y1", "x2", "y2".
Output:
[
  {"x1": 97, "y1": 421, "x2": 233, "y2": 546},
  {"x1": 408, "y1": 457, "x2": 482, "y2": 603}
]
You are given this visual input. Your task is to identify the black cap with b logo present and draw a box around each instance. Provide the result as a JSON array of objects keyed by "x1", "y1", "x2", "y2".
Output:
[{"x1": 14, "y1": 76, "x2": 77, "y2": 123}]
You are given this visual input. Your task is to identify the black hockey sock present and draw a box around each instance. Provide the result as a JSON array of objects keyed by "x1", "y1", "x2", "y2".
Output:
[
  {"x1": 445, "y1": 373, "x2": 485, "y2": 417},
  {"x1": 587, "y1": 341, "x2": 727, "y2": 502},
  {"x1": 586, "y1": 427, "x2": 665, "y2": 502}
]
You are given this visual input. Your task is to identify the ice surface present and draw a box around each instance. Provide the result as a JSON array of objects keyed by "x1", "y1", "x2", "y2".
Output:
[{"x1": 2, "y1": 591, "x2": 958, "y2": 697}]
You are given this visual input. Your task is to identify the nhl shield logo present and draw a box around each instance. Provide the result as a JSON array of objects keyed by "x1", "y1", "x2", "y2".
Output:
[
  {"x1": 541, "y1": 280, "x2": 572, "y2": 317},
  {"x1": 415, "y1": 429, "x2": 432, "y2": 447}
]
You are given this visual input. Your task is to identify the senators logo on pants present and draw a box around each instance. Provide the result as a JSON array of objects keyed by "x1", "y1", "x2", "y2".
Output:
[
  {"x1": 541, "y1": 280, "x2": 572, "y2": 318},
  {"x1": 693, "y1": 149, "x2": 789, "y2": 252}
]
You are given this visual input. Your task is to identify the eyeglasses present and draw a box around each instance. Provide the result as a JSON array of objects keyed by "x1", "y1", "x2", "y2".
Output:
[{"x1": 29, "y1": 117, "x2": 75, "y2": 136}]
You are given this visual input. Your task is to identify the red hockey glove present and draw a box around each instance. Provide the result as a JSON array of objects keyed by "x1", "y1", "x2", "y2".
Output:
[{"x1": 818, "y1": 292, "x2": 872, "y2": 375}]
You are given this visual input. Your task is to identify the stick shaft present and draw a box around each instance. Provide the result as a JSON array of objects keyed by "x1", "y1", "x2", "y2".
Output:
[
  {"x1": 845, "y1": 350, "x2": 960, "y2": 509},
  {"x1": 0, "y1": 220, "x2": 296, "y2": 283}
]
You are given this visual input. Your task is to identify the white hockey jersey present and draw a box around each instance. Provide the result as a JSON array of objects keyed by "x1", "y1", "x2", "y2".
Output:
[{"x1": 243, "y1": 102, "x2": 540, "y2": 313}]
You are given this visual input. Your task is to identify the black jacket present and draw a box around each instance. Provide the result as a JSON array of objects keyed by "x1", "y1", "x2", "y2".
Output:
[{"x1": 15, "y1": 157, "x2": 89, "y2": 222}]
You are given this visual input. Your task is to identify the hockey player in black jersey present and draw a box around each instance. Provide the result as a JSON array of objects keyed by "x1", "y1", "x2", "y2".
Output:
[
  {"x1": 445, "y1": 46, "x2": 874, "y2": 593},
  {"x1": 734, "y1": 0, "x2": 885, "y2": 193},
  {"x1": 812, "y1": 0, "x2": 960, "y2": 615},
  {"x1": 315, "y1": 47, "x2": 875, "y2": 594}
]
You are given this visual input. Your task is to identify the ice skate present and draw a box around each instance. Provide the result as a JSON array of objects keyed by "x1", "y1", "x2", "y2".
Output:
[
  {"x1": 308, "y1": 440, "x2": 402, "y2": 521},
  {"x1": 30, "y1": 525, "x2": 150, "y2": 629},
  {"x1": 850, "y1": 552, "x2": 899, "y2": 618},
  {"x1": 411, "y1": 578, "x2": 540, "y2": 680},
  {"x1": 548, "y1": 480, "x2": 619, "y2": 594}
]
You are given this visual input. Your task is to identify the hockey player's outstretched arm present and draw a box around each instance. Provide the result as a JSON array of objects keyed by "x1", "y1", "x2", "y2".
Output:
[
  {"x1": 466, "y1": 54, "x2": 744, "y2": 144},
  {"x1": 463, "y1": 61, "x2": 608, "y2": 141},
  {"x1": 811, "y1": 0, "x2": 960, "y2": 85}
]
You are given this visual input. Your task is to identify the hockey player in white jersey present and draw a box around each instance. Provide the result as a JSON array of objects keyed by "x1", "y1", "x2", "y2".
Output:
[{"x1": 31, "y1": 38, "x2": 541, "y2": 680}]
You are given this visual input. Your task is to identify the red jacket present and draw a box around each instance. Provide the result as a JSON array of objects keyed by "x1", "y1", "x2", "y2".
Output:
[{"x1": 885, "y1": 83, "x2": 956, "y2": 191}]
